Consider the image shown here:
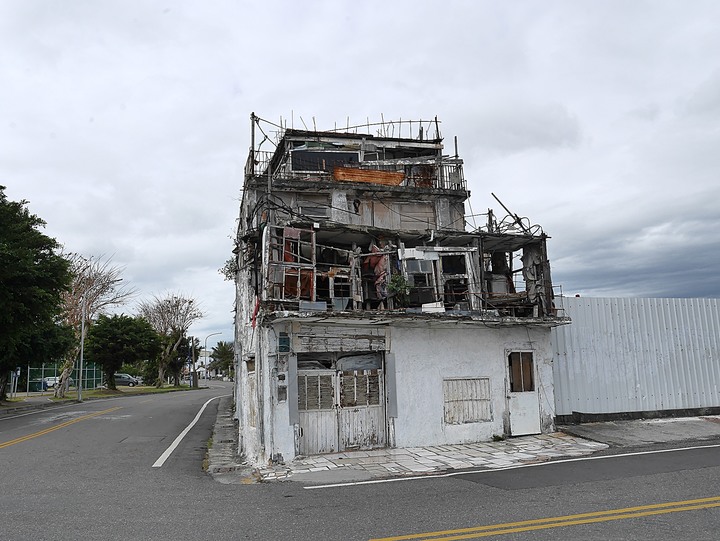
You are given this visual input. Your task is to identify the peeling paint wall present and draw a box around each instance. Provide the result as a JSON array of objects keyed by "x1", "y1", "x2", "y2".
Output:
[
  {"x1": 389, "y1": 326, "x2": 555, "y2": 447},
  {"x1": 237, "y1": 318, "x2": 554, "y2": 465}
]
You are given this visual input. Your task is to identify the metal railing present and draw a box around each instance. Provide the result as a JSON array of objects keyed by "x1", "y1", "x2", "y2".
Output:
[{"x1": 246, "y1": 150, "x2": 466, "y2": 191}]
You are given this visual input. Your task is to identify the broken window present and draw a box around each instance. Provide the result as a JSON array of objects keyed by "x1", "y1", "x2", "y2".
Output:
[
  {"x1": 508, "y1": 352, "x2": 534, "y2": 392},
  {"x1": 340, "y1": 370, "x2": 381, "y2": 407},
  {"x1": 443, "y1": 378, "x2": 492, "y2": 424},
  {"x1": 406, "y1": 258, "x2": 437, "y2": 305},
  {"x1": 291, "y1": 149, "x2": 359, "y2": 172},
  {"x1": 278, "y1": 332, "x2": 290, "y2": 353},
  {"x1": 265, "y1": 226, "x2": 316, "y2": 301},
  {"x1": 440, "y1": 254, "x2": 470, "y2": 308},
  {"x1": 298, "y1": 373, "x2": 334, "y2": 411}
]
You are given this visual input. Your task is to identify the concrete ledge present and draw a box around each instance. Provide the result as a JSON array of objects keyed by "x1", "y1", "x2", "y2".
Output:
[{"x1": 556, "y1": 406, "x2": 720, "y2": 425}]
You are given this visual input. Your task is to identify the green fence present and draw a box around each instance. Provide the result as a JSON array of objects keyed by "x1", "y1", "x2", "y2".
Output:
[{"x1": 12, "y1": 363, "x2": 104, "y2": 395}]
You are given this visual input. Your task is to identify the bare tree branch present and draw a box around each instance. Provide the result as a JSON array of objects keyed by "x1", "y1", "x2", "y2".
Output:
[
  {"x1": 137, "y1": 293, "x2": 203, "y2": 387},
  {"x1": 55, "y1": 253, "x2": 136, "y2": 398}
]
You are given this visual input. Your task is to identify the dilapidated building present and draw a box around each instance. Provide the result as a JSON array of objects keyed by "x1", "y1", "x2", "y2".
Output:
[{"x1": 232, "y1": 114, "x2": 569, "y2": 465}]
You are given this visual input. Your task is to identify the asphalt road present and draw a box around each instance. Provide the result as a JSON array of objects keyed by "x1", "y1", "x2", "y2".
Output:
[{"x1": 2, "y1": 383, "x2": 720, "y2": 541}]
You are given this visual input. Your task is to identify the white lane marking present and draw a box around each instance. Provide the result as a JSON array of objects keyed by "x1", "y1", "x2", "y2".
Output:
[
  {"x1": 303, "y1": 441, "x2": 720, "y2": 490},
  {"x1": 152, "y1": 395, "x2": 226, "y2": 468},
  {"x1": 0, "y1": 398, "x2": 123, "y2": 421}
]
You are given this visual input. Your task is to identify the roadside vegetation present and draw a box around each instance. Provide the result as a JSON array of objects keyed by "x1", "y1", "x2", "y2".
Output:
[{"x1": 1, "y1": 186, "x2": 229, "y2": 404}]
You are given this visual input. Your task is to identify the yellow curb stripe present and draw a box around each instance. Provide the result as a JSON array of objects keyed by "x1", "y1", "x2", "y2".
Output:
[
  {"x1": 370, "y1": 496, "x2": 720, "y2": 540},
  {"x1": 0, "y1": 407, "x2": 121, "y2": 449}
]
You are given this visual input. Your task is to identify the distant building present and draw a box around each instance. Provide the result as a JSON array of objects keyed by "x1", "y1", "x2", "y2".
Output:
[{"x1": 231, "y1": 114, "x2": 569, "y2": 465}]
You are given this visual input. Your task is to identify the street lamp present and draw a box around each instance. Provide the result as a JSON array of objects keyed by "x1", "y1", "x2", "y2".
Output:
[{"x1": 203, "y1": 332, "x2": 222, "y2": 380}]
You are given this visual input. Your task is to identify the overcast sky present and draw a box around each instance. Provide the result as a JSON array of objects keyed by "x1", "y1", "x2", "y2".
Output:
[{"x1": 3, "y1": 1, "x2": 719, "y2": 345}]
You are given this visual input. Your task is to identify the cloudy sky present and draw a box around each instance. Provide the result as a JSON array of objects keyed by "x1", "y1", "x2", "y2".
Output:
[{"x1": 3, "y1": 1, "x2": 719, "y2": 345}]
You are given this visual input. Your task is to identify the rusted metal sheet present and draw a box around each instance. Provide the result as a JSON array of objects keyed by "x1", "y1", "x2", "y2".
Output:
[{"x1": 333, "y1": 166, "x2": 405, "y2": 186}]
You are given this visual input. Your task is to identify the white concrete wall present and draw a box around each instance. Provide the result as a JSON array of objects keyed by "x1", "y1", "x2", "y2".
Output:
[{"x1": 389, "y1": 326, "x2": 555, "y2": 448}]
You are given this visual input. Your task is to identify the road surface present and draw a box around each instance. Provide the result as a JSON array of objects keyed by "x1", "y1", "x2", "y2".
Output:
[{"x1": 2, "y1": 382, "x2": 719, "y2": 540}]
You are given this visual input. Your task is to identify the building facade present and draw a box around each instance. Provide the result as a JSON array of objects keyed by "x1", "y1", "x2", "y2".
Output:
[{"x1": 232, "y1": 114, "x2": 568, "y2": 465}]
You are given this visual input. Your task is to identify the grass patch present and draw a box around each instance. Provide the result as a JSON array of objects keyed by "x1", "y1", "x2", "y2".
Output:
[
  {"x1": 80, "y1": 385, "x2": 192, "y2": 399},
  {"x1": 203, "y1": 437, "x2": 214, "y2": 471},
  {"x1": 1, "y1": 384, "x2": 195, "y2": 408}
]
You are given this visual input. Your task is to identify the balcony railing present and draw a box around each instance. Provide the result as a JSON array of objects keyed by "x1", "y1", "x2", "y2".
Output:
[{"x1": 246, "y1": 150, "x2": 465, "y2": 191}]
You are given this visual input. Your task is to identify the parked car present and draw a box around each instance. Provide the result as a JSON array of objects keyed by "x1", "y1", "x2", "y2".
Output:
[
  {"x1": 114, "y1": 373, "x2": 139, "y2": 387},
  {"x1": 44, "y1": 376, "x2": 73, "y2": 389}
]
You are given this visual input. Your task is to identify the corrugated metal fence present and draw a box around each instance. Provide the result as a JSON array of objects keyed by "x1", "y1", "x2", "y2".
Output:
[{"x1": 552, "y1": 297, "x2": 720, "y2": 416}]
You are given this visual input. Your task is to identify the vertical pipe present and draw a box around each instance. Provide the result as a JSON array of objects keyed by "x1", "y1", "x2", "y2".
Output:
[{"x1": 78, "y1": 296, "x2": 85, "y2": 402}]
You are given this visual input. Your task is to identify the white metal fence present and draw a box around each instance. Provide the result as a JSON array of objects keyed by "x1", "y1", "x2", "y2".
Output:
[{"x1": 552, "y1": 297, "x2": 720, "y2": 417}]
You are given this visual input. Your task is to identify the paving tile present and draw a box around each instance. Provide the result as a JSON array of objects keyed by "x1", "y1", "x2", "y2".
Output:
[
  {"x1": 255, "y1": 428, "x2": 610, "y2": 484},
  {"x1": 386, "y1": 448, "x2": 411, "y2": 455},
  {"x1": 341, "y1": 450, "x2": 371, "y2": 458}
]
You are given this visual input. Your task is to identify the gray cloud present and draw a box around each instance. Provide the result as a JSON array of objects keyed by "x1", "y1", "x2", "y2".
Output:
[{"x1": 2, "y1": 0, "x2": 720, "y2": 345}]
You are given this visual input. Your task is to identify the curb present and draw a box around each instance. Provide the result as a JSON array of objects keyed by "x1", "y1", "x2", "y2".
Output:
[
  {"x1": 0, "y1": 400, "x2": 79, "y2": 417},
  {"x1": 206, "y1": 395, "x2": 258, "y2": 484}
]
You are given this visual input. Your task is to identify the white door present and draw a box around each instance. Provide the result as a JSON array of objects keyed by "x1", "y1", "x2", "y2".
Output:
[
  {"x1": 507, "y1": 352, "x2": 541, "y2": 436},
  {"x1": 297, "y1": 370, "x2": 338, "y2": 455},
  {"x1": 338, "y1": 369, "x2": 386, "y2": 451}
]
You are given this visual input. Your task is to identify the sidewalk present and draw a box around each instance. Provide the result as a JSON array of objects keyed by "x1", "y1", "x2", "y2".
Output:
[
  {"x1": 560, "y1": 415, "x2": 720, "y2": 447},
  {"x1": 256, "y1": 433, "x2": 608, "y2": 485},
  {"x1": 0, "y1": 393, "x2": 66, "y2": 416}
]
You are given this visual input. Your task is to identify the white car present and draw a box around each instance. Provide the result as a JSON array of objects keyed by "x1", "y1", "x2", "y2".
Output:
[
  {"x1": 44, "y1": 376, "x2": 73, "y2": 388},
  {"x1": 43, "y1": 376, "x2": 60, "y2": 388}
]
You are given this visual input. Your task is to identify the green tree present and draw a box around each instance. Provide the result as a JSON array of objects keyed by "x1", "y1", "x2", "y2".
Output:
[
  {"x1": 0, "y1": 186, "x2": 72, "y2": 401},
  {"x1": 209, "y1": 341, "x2": 234, "y2": 375},
  {"x1": 85, "y1": 315, "x2": 160, "y2": 390}
]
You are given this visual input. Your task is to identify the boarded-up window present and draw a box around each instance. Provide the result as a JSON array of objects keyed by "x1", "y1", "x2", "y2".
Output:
[
  {"x1": 508, "y1": 352, "x2": 534, "y2": 392},
  {"x1": 443, "y1": 378, "x2": 492, "y2": 424},
  {"x1": 297, "y1": 194, "x2": 331, "y2": 219},
  {"x1": 340, "y1": 370, "x2": 381, "y2": 407},
  {"x1": 397, "y1": 203, "x2": 436, "y2": 230},
  {"x1": 298, "y1": 374, "x2": 334, "y2": 411}
]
